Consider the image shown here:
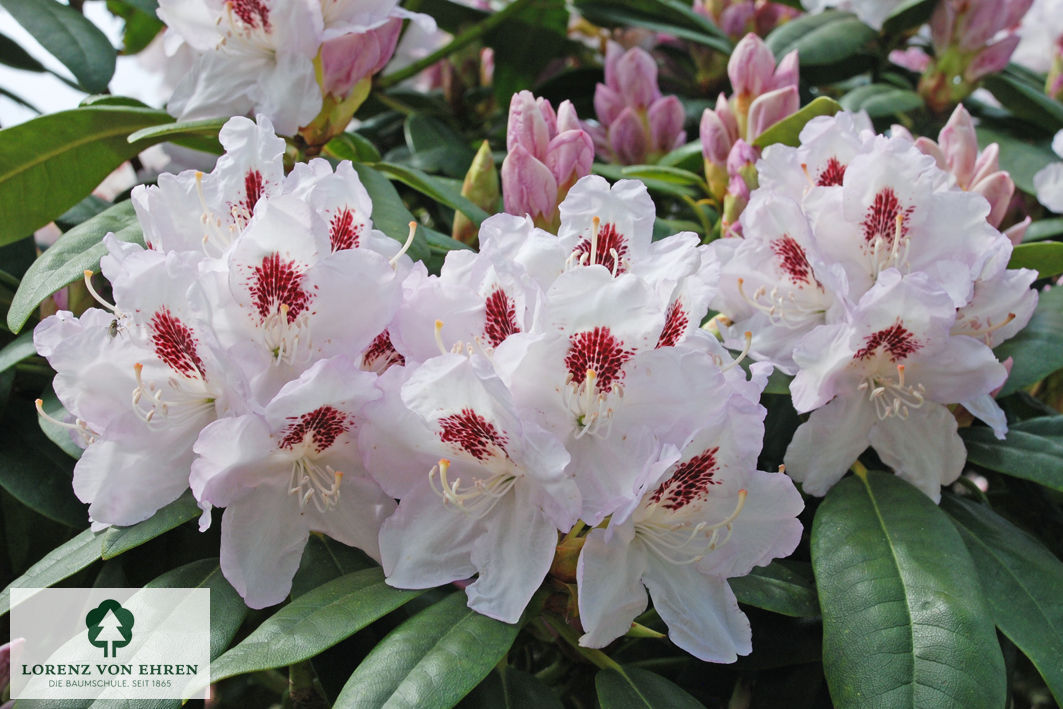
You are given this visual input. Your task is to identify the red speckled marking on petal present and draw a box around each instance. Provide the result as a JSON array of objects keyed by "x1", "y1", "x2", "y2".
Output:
[
  {"x1": 854, "y1": 321, "x2": 921, "y2": 362},
  {"x1": 242, "y1": 169, "x2": 266, "y2": 215},
  {"x1": 655, "y1": 300, "x2": 688, "y2": 349},
  {"x1": 439, "y1": 408, "x2": 508, "y2": 461},
  {"x1": 572, "y1": 222, "x2": 628, "y2": 274},
  {"x1": 280, "y1": 405, "x2": 350, "y2": 452},
  {"x1": 228, "y1": 0, "x2": 271, "y2": 31},
  {"x1": 249, "y1": 253, "x2": 313, "y2": 323},
  {"x1": 649, "y1": 447, "x2": 720, "y2": 511},
  {"x1": 816, "y1": 157, "x2": 846, "y2": 186},
  {"x1": 861, "y1": 188, "x2": 912, "y2": 246},
  {"x1": 150, "y1": 307, "x2": 205, "y2": 377},
  {"x1": 329, "y1": 208, "x2": 363, "y2": 251},
  {"x1": 362, "y1": 330, "x2": 405, "y2": 370},
  {"x1": 564, "y1": 326, "x2": 634, "y2": 393},
  {"x1": 483, "y1": 288, "x2": 520, "y2": 347},
  {"x1": 770, "y1": 235, "x2": 817, "y2": 285}
]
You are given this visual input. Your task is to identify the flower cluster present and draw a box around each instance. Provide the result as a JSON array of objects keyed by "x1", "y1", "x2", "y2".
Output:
[
  {"x1": 707, "y1": 111, "x2": 1038, "y2": 501},
  {"x1": 35, "y1": 119, "x2": 802, "y2": 663}
]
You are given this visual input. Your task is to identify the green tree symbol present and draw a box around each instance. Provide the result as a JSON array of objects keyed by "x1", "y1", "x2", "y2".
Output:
[{"x1": 85, "y1": 599, "x2": 134, "y2": 658}]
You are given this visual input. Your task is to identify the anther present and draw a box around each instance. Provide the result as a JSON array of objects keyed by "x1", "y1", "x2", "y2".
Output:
[{"x1": 434, "y1": 320, "x2": 447, "y2": 356}]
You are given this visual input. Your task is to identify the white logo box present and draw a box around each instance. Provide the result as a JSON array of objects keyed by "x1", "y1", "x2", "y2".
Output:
[{"x1": 10, "y1": 587, "x2": 211, "y2": 700}]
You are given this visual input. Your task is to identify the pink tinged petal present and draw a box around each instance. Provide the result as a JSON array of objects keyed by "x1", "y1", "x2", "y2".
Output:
[
  {"x1": 380, "y1": 485, "x2": 480, "y2": 588},
  {"x1": 593, "y1": 84, "x2": 625, "y2": 126},
  {"x1": 972, "y1": 142, "x2": 1001, "y2": 184},
  {"x1": 784, "y1": 394, "x2": 876, "y2": 496},
  {"x1": 913, "y1": 137, "x2": 947, "y2": 171},
  {"x1": 715, "y1": 93, "x2": 739, "y2": 142},
  {"x1": 957, "y1": 1, "x2": 1002, "y2": 50},
  {"x1": 506, "y1": 90, "x2": 551, "y2": 156},
  {"x1": 191, "y1": 414, "x2": 274, "y2": 509},
  {"x1": 938, "y1": 104, "x2": 979, "y2": 186},
  {"x1": 728, "y1": 33, "x2": 776, "y2": 98},
  {"x1": 641, "y1": 553, "x2": 752, "y2": 663},
  {"x1": 537, "y1": 95, "x2": 558, "y2": 136},
  {"x1": 965, "y1": 35, "x2": 1021, "y2": 82},
  {"x1": 1003, "y1": 216, "x2": 1031, "y2": 245},
  {"x1": 930, "y1": 1, "x2": 955, "y2": 48},
  {"x1": 1034, "y1": 163, "x2": 1063, "y2": 212},
  {"x1": 557, "y1": 99, "x2": 582, "y2": 133},
  {"x1": 961, "y1": 393, "x2": 1008, "y2": 439},
  {"x1": 719, "y1": 3, "x2": 754, "y2": 37},
  {"x1": 889, "y1": 47, "x2": 931, "y2": 72},
  {"x1": 545, "y1": 129, "x2": 595, "y2": 189},
  {"x1": 319, "y1": 19, "x2": 402, "y2": 97},
  {"x1": 465, "y1": 485, "x2": 560, "y2": 623},
  {"x1": 501, "y1": 145, "x2": 558, "y2": 219},
  {"x1": 700, "y1": 108, "x2": 734, "y2": 164},
  {"x1": 868, "y1": 402, "x2": 966, "y2": 502},
  {"x1": 220, "y1": 484, "x2": 310, "y2": 609},
  {"x1": 308, "y1": 474, "x2": 395, "y2": 562},
  {"x1": 615, "y1": 47, "x2": 662, "y2": 108},
  {"x1": 972, "y1": 171, "x2": 1015, "y2": 227},
  {"x1": 576, "y1": 526, "x2": 649, "y2": 649},
  {"x1": 747, "y1": 85, "x2": 799, "y2": 141},
  {"x1": 608, "y1": 108, "x2": 650, "y2": 165},
  {"x1": 603, "y1": 41, "x2": 624, "y2": 91},
  {"x1": 770, "y1": 50, "x2": 800, "y2": 92},
  {"x1": 647, "y1": 95, "x2": 685, "y2": 154},
  {"x1": 1002, "y1": 0, "x2": 1035, "y2": 29}
]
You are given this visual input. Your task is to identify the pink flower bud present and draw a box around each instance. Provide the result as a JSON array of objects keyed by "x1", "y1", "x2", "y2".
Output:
[
  {"x1": 771, "y1": 50, "x2": 799, "y2": 92},
  {"x1": 608, "y1": 107, "x2": 650, "y2": 165},
  {"x1": 545, "y1": 129, "x2": 594, "y2": 191},
  {"x1": 507, "y1": 90, "x2": 551, "y2": 156},
  {"x1": 603, "y1": 41, "x2": 624, "y2": 92},
  {"x1": 593, "y1": 83, "x2": 625, "y2": 127},
  {"x1": 747, "y1": 85, "x2": 798, "y2": 140},
  {"x1": 1002, "y1": 0, "x2": 1034, "y2": 31},
  {"x1": 727, "y1": 138, "x2": 758, "y2": 177},
  {"x1": 319, "y1": 19, "x2": 402, "y2": 97},
  {"x1": 914, "y1": 136, "x2": 947, "y2": 170},
  {"x1": 971, "y1": 142, "x2": 1001, "y2": 185},
  {"x1": 1004, "y1": 216, "x2": 1031, "y2": 245},
  {"x1": 957, "y1": 1, "x2": 1002, "y2": 51},
  {"x1": 556, "y1": 99, "x2": 581, "y2": 133},
  {"x1": 501, "y1": 143, "x2": 558, "y2": 220},
  {"x1": 972, "y1": 171, "x2": 1015, "y2": 228},
  {"x1": 648, "y1": 95, "x2": 686, "y2": 153},
  {"x1": 965, "y1": 35, "x2": 1021, "y2": 81},
  {"x1": 700, "y1": 107, "x2": 734, "y2": 164},
  {"x1": 720, "y1": 4, "x2": 755, "y2": 37},
  {"x1": 615, "y1": 46, "x2": 662, "y2": 109},
  {"x1": 890, "y1": 47, "x2": 931, "y2": 73},
  {"x1": 930, "y1": 2, "x2": 956, "y2": 49},
  {"x1": 537, "y1": 95, "x2": 558, "y2": 136},
  {"x1": 938, "y1": 104, "x2": 978, "y2": 186},
  {"x1": 715, "y1": 92, "x2": 739, "y2": 141},
  {"x1": 728, "y1": 33, "x2": 777, "y2": 98}
]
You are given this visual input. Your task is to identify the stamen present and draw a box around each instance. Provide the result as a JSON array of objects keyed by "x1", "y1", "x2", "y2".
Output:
[
  {"x1": 434, "y1": 320, "x2": 447, "y2": 356},
  {"x1": 83, "y1": 271, "x2": 117, "y2": 312},
  {"x1": 590, "y1": 216, "x2": 600, "y2": 269},
  {"x1": 35, "y1": 398, "x2": 97, "y2": 444},
  {"x1": 131, "y1": 362, "x2": 215, "y2": 428},
  {"x1": 288, "y1": 459, "x2": 343, "y2": 513},
  {"x1": 735, "y1": 277, "x2": 823, "y2": 327},
  {"x1": 636, "y1": 489, "x2": 748, "y2": 565},
  {"x1": 721, "y1": 331, "x2": 752, "y2": 372},
  {"x1": 428, "y1": 458, "x2": 516, "y2": 518},
  {"x1": 953, "y1": 312, "x2": 1017, "y2": 343},
  {"x1": 857, "y1": 366, "x2": 927, "y2": 420},
  {"x1": 389, "y1": 221, "x2": 417, "y2": 269}
]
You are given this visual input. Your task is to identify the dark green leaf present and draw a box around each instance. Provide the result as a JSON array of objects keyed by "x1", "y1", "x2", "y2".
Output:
[
  {"x1": 618, "y1": 164, "x2": 708, "y2": 191},
  {"x1": 36, "y1": 389, "x2": 84, "y2": 460},
  {"x1": 350, "y1": 163, "x2": 432, "y2": 263},
  {"x1": 961, "y1": 416, "x2": 1063, "y2": 492},
  {"x1": 1023, "y1": 217, "x2": 1063, "y2": 242},
  {"x1": 1008, "y1": 241, "x2": 1063, "y2": 278},
  {"x1": 943, "y1": 496, "x2": 1063, "y2": 705},
  {"x1": 99, "y1": 491, "x2": 201, "y2": 560},
  {"x1": 765, "y1": 11, "x2": 878, "y2": 82},
  {"x1": 812, "y1": 471, "x2": 1005, "y2": 709},
  {"x1": 402, "y1": 0, "x2": 488, "y2": 34},
  {"x1": 0, "y1": 404, "x2": 86, "y2": 527},
  {"x1": 335, "y1": 591, "x2": 521, "y2": 709},
  {"x1": 8, "y1": 199, "x2": 142, "y2": 333},
  {"x1": 976, "y1": 126, "x2": 1055, "y2": 196},
  {"x1": 146, "y1": 559, "x2": 247, "y2": 660},
  {"x1": 126, "y1": 117, "x2": 227, "y2": 143},
  {"x1": 994, "y1": 285, "x2": 1063, "y2": 396},
  {"x1": 290, "y1": 533, "x2": 374, "y2": 599},
  {"x1": 324, "y1": 131, "x2": 383, "y2": 163},
  {"x1": 984, "y1": 73, "x2": 1063, "y2": 134},
  {"x1": 0, "y1": 85, "x2": 41, "y2": 115},
  {"x1": 594, "y1": 163, "x2": 697, "y2": 198},
  {"x1": 753, "y1": 97, "x2": 843, "y2": 149},
  {"x1": 729, "y1": 561, "x2": 819, "y2": 618},
  {"x1": 459, "y1": 667, "x2": 563, "y2": 709},
  {"x1": 574, "y1": 0, "x2": 730, "y2": 53},
  {"x1": 212, "y1": 568, "x2": 425, "y2": 681},
  {"x1": 881, "y1": 0, "x2": 938, "y2": 36},
  {"x1": 0, "y1": 30, "x2": 46, "y2": 72},
  {"x1": 374, "y1": 161, "x2": 491, "y2": 226},
  {"x1": 1, "y1": 528, "x2": 99, "y2": 618},
  {"x1": 595, "y1": 666, "x2": 705, "y2": 709},
  {"x1": 0, "y1": 106, "x2": 171, "y2": 247},
  {"x1": 839, "y1": 84, "x2": 923, "y2": 119},
  {"x1": 657, "y1": 141, "x2": 703, "y2": 172},
  {"x1": 0, "y1": 0, "x2": 115, "y2": 92},
  {"x1": 0, "y1": 330, "x2": 36, "y2": 374},
  {"x1": 404, "y1": 114, "x2": 476, "y2": 178},
  {"x1": 487, "y1": 0, "x2": 576, "y2": 106}
]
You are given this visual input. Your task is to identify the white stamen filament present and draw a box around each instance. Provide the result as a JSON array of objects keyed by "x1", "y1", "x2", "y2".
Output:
[
  {"x1": 131, "y1": 362, "x2": 214, "y2": 429},
  {"x1": 288, "y1": 459, "x2": 343, "y2": 513},
  {"x1": 720, "y1": 331, "x2": 753, "y2": 372},
  {"x1": 590, "y1": 216, "x2": 600, "y2": 268},
  {"x1": 857, "y1": 364, "x2": 927, "y2": 420},
  {"x1": 736, "y1": 277, "x2": 823, "y2": 327},
  {"x1": 952, "y1": 312, "x2": 1017, "y2": 345},
  {"x1": 563, "y1": 368, "x2": 619, "y2": 439},
  {"x1": 428, "y1": 458, "x2": 517, "y2": 518},
  {"x1": 636, "y1": 489, "x2": 748, "y2": 565},
  {"x1": 389, "y1": 221, "x2": 418, "y2": 269},
  {"x1": 83, "y1": 270, "x2": 118, "y2": 313},
  {"x1": 194, "y1": 171, "x2": 236, "y2": 256},
  {"x1": 35, "y1": 398, "x2": 98, "y2": 446},
  {"x1": 262, "y1": 304, "x2": 313, "y2": 366},
  {"x1": 869, "y1": 213, "x2": 911, "y2": 278}
]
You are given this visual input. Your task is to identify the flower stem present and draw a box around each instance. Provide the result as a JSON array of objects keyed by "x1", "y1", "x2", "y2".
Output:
[{"x1": 378, "y1": 0, "x2": 537, "y2": 89}]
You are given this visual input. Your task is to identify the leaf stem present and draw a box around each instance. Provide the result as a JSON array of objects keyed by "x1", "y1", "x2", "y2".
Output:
[
  {"x1": 541, "y1": 615, "x2": 623, "y2": 672},
  {"x1": 378, "y1": 0, "x2": 537, "y2": 89},
  {"x1": 850, "y1": 460, "x2": 870, "y2": 480}
]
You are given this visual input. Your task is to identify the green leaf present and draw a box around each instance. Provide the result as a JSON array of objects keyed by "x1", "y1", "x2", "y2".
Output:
[
  {"x1": 98, "y1": 491, "x2": 201, "y2": 560},
  {"x1": 729, "y1": 561, "x2": 819, "y2": 618},
  {"x1": 765, "y1": 11, "x2": 878, "y2": 82},
  {"x1": 290, "y1": 533, "x2": 374, "y2": 599},
  {"x1": 1008, "y1": 241, "x2": 1063, "y2": 278},
  {"x1": 942, "y1": 496, "x2": 1063, "y2": 705},
  {"x1": 657, "y1": 141, "x2": 703, "y2": 171},
  {"x1": 211, "y1": 568, "x2": 425, "y2": 682},
  {"x1": 0, "y1": 403, "x2": 86, "y2": 527},
  {"x1": 0, "y1": 106, "x2": 171, "y2": 247},
  {"x1": 839, "y1": 84, "x2": 923, "y2": 119},
  {"x1": 335, "y1": 591, "x2": 521, "y2": 709},
  {"x1": 374, "y1": 161, "x2": 491, "y2": 226},
  {"x1": 0, "y1": 330, "x2": 36, "y2": 374},
  {"x1": 595, "y1": 666, "x2": 705, "y2": 709},
  {"x1": 880, "y1": 0, "x2": 938, "y2": 36},
  {"x1": 976, "y1": 125, "x2": 1055, "y2": 196},
  {"x1": 36, "y1": 390, "x2": 84, "y2": 460},
  {"x1": 1023, "y1": 217, "x2": 1063, "y2": 242},
  {"x1": 7, "y1": 199, "x2": 142, "y2": 333},
  {"x1": 350, "y1": 163, "x2": 431, "y2": 263},
  {"x1": 753, "y1": 96, "x2": 843, "y2": 149},
  {"x1": 1, "y1": 527, "x2": 99, "y2": 618},
  {"x1": 960, "y1": 416, "x2": 1063, "y2": 492},
  {"x1": 126, "y1": 116, "x2": 227, "y2": 144},
  {"x1": 146, "y1": 559, "x2": 247, "y2": 660},
  {"x1": 0, "y1": 0, "x2": 116, "y2": 93},
  {"x1": 984, "y1": 72, "x2": 1063, "y2": 134},
  {"x1": 994, "y1": 285, "x2": 1063, "y2": 396},
  {"x1": 594, "y1": 163, "x2": 697, "y2": 198},
  {"x1": 486, "y1": 0, "x2": 576, "y2": 106},
  {"x1": 404, "y1": 114, "x2": 476, "y2": 178},
  {"x1": 618, "y1": 164, "x2": 709, "y2": 192},
  {"x1": 324, "y1": 131, "x2": 383, "y2": 163},
  {"x1": 573, "y1": 0, "x2": 730, "y2": 53},
  {"x1": 812, "y1": 471, "x2": 1005, "y2": 709},
  {"x1": 402, "y1": 0, "x2": 488, "y2": 34},
  {"x1": 0, "y1": 30, "x2": 47, "y2": 72},
  {"x1": 460, "y1": 667, "x2": 563, "y2": 709}
]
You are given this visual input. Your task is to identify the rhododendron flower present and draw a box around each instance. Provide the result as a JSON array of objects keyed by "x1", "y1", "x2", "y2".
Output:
[
  {"x1": 1034, "y1": 130, "x2": 1063, "y2": 213},
  {"x1": 800, "y1": 0, "x2": 909, "y2": 30},
  {"x1": 191, "y1": 357, "x2": 394, "y2": 608}
]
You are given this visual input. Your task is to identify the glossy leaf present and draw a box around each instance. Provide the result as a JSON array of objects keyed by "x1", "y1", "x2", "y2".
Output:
[
  {"x1": 595, "y1": 666, "x2": 705, "y2": 709},
  {"x1": 840, "y1": 84, "x2": 923, "y2": 119},
  {"x1": 619, "y1": 164, "x2": 709, "y2": 191},
  {"x1": 812, "y1": 471, "x2": 1006, "y2": 709},
  {"x1": 145, "y1": 559, "x2": 247, "y2": 660},
  {"x1": 1, "y1": 527, "x2": 99, "y2": 618},
  {"x1": 753, "y1": 97, "x2": 842, "y2": 149},
  {"x1": 0, "y1": 331, "x2": 36, "y2": 374},
  {"x1": 765, "y1": 11, "x2": 877, "y2": 82},
  {"x1": 126, "y1": 117, "x2": 227, "y2": 143},
  {"x1": 729, "y1": 561, "x2": 819, "y2": 618},
  {"x1": 404, "y1": 113, "x2": 476, "y2": 178},
  {"x1": 961, "y1": 416, "x2": 1063, "y2": 492},
  {"x1": 994, "y1": 285, "x2": 1063, "y2": 396},
  {"x1": 984, "y1": 72, "x2": 1063, "y2": 134},
  {"x1": 1023, "y1": 217, "x2": 1063, "y2": 242},
  {"x1": 976, "y1": 125, "x2": 1055, "y2": 196},
  {"x1": 460, "y1": 667, "x2": 563, "y2": 709},
  {"x1": 290, "y1": 533, "x2": 375, "y2": 599},
  {"x1": 350, "y1": 163, "x2": 432, "y2": 263},
  {"x1": 99, "y1": 491, "x2": 201, "y2": 560},
  {"x1": 335, "y1": 591, "x2": 521, "y2": 709},
  {"x1": 374, "y1": 161, "x2": 491, "y2": 226},
  {"x1": 881, "y1": 0, "x2": 938, "y2": 35},
  {"x1": 0, "y1": 0, "x2": 115, "y2": 92},
  {"x1": 574, "y1": 0, "x2": 730, "y2": 53},
  {"x1": 0, "y1": 30, "x2": 46, "y2": 72},
  {"x1": 211, "y1": 568, "x2": 425, "y2": 682},
  {"x1": 325, "y1": 131, "x2": 383, "y2": 163},
  {"x1": 943, "y1": 496, "x2": 1063, "y2": 705},
  {"x1": 0, "y1": 107, "x2": 170, "y2": 247},
  {"x1": 1008, "y1": 242, "x2": 1063, "y2": 278},
  {"x1": 7, "y1": 200, "x2": 143, "y2": 333}
]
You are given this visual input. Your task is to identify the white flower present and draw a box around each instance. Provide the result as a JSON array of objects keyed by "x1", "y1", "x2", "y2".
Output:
[{"x1": 1034, "y1": 130, "x2": 1063, "y2": 213}]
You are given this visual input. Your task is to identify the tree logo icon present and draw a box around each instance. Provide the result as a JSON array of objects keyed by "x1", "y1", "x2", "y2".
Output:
[{"x1": 85, "y1": 599, "x2": 134, "y2": 658}]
